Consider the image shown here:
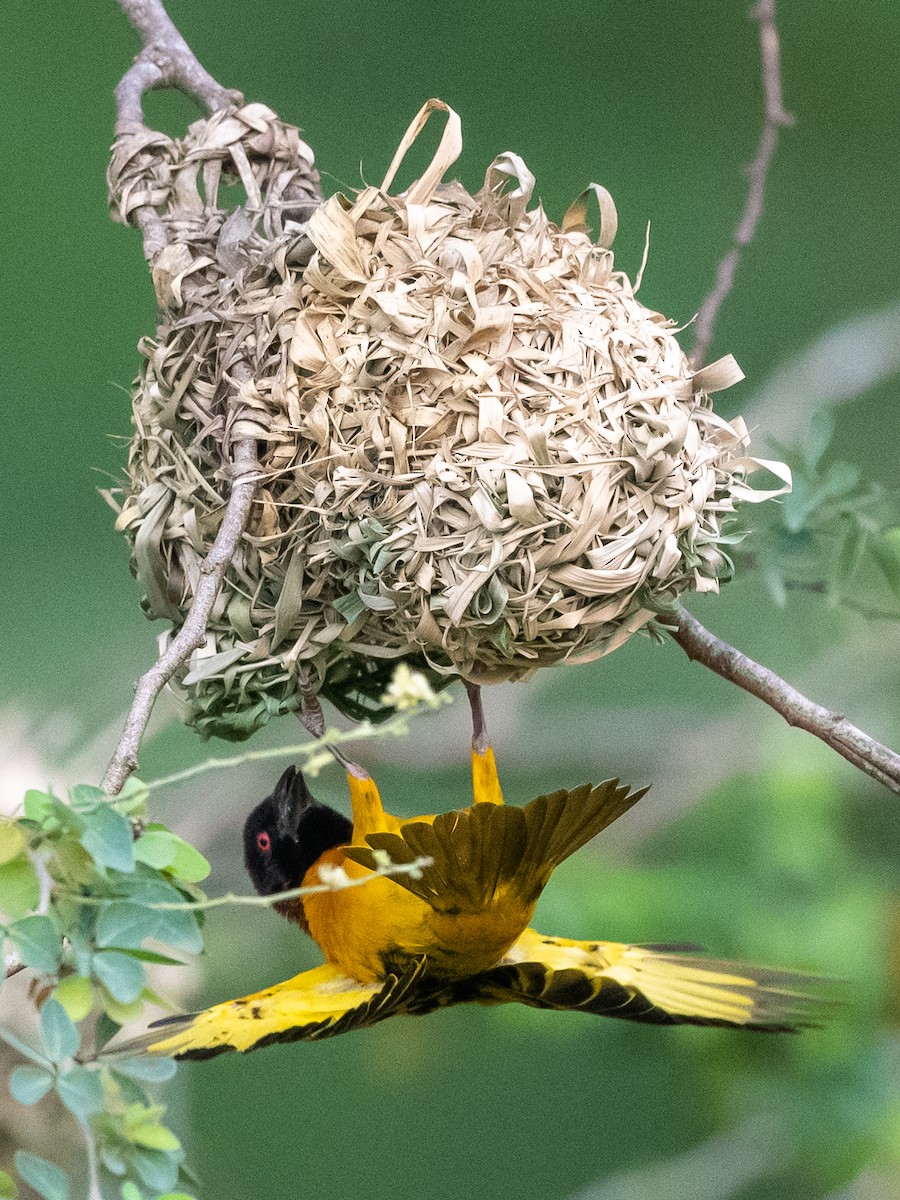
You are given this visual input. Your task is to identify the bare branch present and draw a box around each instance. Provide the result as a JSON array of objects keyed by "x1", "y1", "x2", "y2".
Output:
[
  {"x1": 669, "y1": 607, "x2": 900, "y2": 794},
  {"x1": 102, "y1": 428, "x2": 261, "y2": 794},
  {"x1": 691, "y1": 0, "x2": 794, "y2": 366},
  {"x1": 114, "y1": 0, "x2": 240, "y2": 129}
]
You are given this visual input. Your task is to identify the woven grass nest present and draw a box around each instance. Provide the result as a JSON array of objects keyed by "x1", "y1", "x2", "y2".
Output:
[{"x1": 111, "y1": 99, "x2": 788, "y2": 739}]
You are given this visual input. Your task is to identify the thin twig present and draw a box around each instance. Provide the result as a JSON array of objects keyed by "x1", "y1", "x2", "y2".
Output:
[
  {"x1": 102, "y1": 433, "x2": 261, "y2": 795},
  {"x1": 668, "y1": 606, "x2": 900, "y2": 793},
  {"x1": 59, "y1": 854, "x2": 434, "y2": 913},
  {"x1": 78, "y1": 1118, "x2": 103, "y2": 1200},
  {"x1": 143, "y1": 707, "x2": 434, "y2": 793},
  {"x1": 691, "y1": 0, "x2": 795, "y2": 366}
]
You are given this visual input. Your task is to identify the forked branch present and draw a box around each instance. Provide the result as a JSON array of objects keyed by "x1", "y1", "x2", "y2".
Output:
[{"x1": 114, "y1": 0, "x2": 240, "y2": 128}]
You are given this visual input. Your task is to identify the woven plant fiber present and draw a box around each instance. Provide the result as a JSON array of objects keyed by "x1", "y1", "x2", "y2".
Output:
[{"x1": 111, "y1": 99, "x2": 788, "y2": 738}]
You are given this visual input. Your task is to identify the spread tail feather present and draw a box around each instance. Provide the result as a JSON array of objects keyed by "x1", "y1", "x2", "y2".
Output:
[
  {"x1": 343, "y1": 778, "x2": 648, "y2": 914},
  {"x1": 468, "y1": 930, "x2": 831, "y2": 1031}
]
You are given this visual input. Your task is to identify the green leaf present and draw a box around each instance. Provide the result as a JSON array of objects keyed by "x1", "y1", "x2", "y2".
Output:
[
  {"x1": 121, "y1": 949, "x2": 185, "y2": 966},
  {"x1": 113, "y1": 1056, "x2": 178, "y2": 1083},
  {"x1": 24, "y1": 793, "x2": 80, "y2": 835},
  {"x1": 96, "y1": 901, "x2": 158, "y2": 950},
  {"x1": 870, "y1": 532, "x2": 900, "y2": 601},
  {"x1": 95, "y1": 1012, "x2": 122, "y2": 1051},
  {"x1": 9, "y1": 915, "x2": 62, "y2": 972},
  {"x1": 133, "y1": 830, "x2": 178, "y2": 871},
  {"x1": 124, "y1": 881, "x2": 202, "y2": 955},
  {"x1": 79, "y1": 804, "x2": 134, "y2": 872},
  {"x1": 23, "y1": 791, "x2": 55, "y2": 823},
  {"x1": 68, "y1": 785, "x2": 106, "y2": 814},
  {"x1": 128, "y1": 1122, "x2": 181, "y2": 1152},
  {"x1": 168, "y1": 838, "x2": 210, "y2": 884},
  {"x1": 93, "y1": 950, "x2": 145, "y2": 1003},
  {"x1": 119, "y1": 1184, "x2": 141, "y2": 1200},
  {"x1": 821, "y1": 459, "x2": 860, "y2": 498},
  {"x1": 54, "y1": 1065, "x2": 104, "y2": 1118},
  {"x1": 0, "y1": 856, "x2": 40, "y2": 920},
  {"x1": 14, "y1": 1153, "x2": 69, "y2": 1200},
  {"x1": 130, "y1": 1149, "x2": 178, "y2": 1194},
  {"x1": 9, "y1": 1065, "x2": 53, "y2": 1104},
  {"x1": 835, "y1": 521, "x2": 866, "y2": 585},
  {"x1": 100, "y1": 987, "x2": 145, "y2": 1027},
  {"x1": 134, "y1": 824, "x2": 210, "y2": 882},
  {"x1": 0, "y1": 820, "x2": 26, "y2": 864},
  {"x1": 101, "y1": 1146, "x2": 127, "y2": 1177},
  {"x1": 0, "y1": 1168, "x2": 17, "y2": 1198},
  {"x1": 0, "y1": 1023, "x2": 52, "y2": 1068},
  {"x1": 117, "y1": 776, "x2": 150, "y2": 817},
  {"x1": 40, "y1": 999, "x2": 79, "y2": 1062},
  {"x1": 804, "y1": 407, "x2": 834, "y2": 470},
  {"x1": 44, "y1": 840, "x2": 94, "y2": 889},
  {"x1": 52, "y1": 975, "x2": 94, "y2": 1022},
  {"x1": 157, "y1": 1194, "x2": 197, "y2": 1200}
]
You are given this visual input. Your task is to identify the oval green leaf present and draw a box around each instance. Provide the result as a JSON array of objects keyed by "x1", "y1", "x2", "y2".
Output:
[
  {"x1": 39, "y1": 999, "x2": 79, "y2": 1063},
  {"x1": 55, "y1": 1066, "x2": 104, "y2": 1119},
  {"x1": 133, "y1": 830, "x2": 179, "y2": 871},
  {"x1": 0, "y1": 857, "x2": 40, "y2": 921},
  {"x1": 79, "y1": 804, "x2": 134, "y2": 872},
  {"x1": 9, "y1": 1066, "x2": 53, "y2": 1105},
  {"x1": 13, "y1": 1153, "x2": 69, "y2": 1200},
  {"x1": 96, "y1": 901, "x2": 158, "y2": 950},
  {"x1": 9, "y1": 915, "x2": 63, "y2": 972},
  {"x1": 112, "y1": 1056, "x2": 178, "y2": 1083},
  {"x1": 0, "y1": 821, "x2": 26, "y2": 865},
  {"x1": 169, "y1": 839, "x2": 210, "y2": 883},
  {"x1": 52, "y1": 975, "x2": 93, "y2": 1022},
  {"x1": 92, "y1": 950, "x2": 145, "y2": 1003}
]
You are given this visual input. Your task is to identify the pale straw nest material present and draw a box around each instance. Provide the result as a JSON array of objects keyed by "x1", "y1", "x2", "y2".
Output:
[{"x1": 109, "y1": 99, "x2": 788, "y2": 739}]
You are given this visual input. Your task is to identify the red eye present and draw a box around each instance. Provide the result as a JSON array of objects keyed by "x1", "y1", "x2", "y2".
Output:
[{"x1": 256, "y1": 831, "x2": 272, "y2": 852}]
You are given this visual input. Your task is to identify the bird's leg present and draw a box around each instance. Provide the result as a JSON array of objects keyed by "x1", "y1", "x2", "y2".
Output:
[
  {"x1": 465, "y1": 681, "x2": 503, "y2": 805},
  {"x1": 295, "y1": 674, "x2": 368, "y2": 780},
  {"x1": 297, "y1": 671, "x2": 326, "y2": 738},
  {"x1": 465, "y1": 681, "x2": 488, "y2": 756}
]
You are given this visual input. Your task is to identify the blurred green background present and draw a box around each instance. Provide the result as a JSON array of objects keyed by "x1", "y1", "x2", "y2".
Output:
[{"x1": 3, "y1": 1, "x2": 900, "y2": 1197}]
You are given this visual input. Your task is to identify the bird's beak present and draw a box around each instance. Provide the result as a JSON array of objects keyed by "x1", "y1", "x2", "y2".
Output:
[{"x1": 273, "y1": 766, "x2": 313, "y2": 838}]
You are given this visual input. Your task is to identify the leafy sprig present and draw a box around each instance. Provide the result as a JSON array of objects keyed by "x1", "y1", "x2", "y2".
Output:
[{"x1": 0, "y1": 780, "x2": 208, "y2": 1200}]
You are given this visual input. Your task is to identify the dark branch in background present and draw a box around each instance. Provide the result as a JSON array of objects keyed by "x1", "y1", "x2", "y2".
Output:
[
  {"x1": 674, "y1": 0, "x2": 900, "y2": 794},
  {"x1": 691, "y1": 0, "x2": 794, "y2": 366},
  {"x1": 669, "y1": 608, "x2": 900, "y2": 795}
]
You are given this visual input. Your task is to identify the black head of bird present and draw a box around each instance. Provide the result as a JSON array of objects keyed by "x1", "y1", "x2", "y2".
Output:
[{"x1": 243, "y1": 766, "x2": 352, "y2": 898}]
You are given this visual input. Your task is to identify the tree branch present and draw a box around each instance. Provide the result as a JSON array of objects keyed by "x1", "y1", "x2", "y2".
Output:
[
  {"x1": 691, "y1": 0, "x2": 794, "y2": 366},
  {"x1": 102, "y1": 430, "x2": 261, "y2": 795},
  {"x1": 668, "y1": 606, "x2": 900, "y2": 793},
  {"x1": 114, "y1": 0, "x2": 241, "y2": 128}
]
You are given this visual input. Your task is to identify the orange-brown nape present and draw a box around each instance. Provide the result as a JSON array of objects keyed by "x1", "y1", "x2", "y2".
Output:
[{"x1": 124, "y1": 746, "x2": 829, "y2": 1061}]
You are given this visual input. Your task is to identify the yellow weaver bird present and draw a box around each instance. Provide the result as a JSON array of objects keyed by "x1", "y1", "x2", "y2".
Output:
[{"x1": 138, "y1": 747, "x2": 823, "y2": 1059}]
